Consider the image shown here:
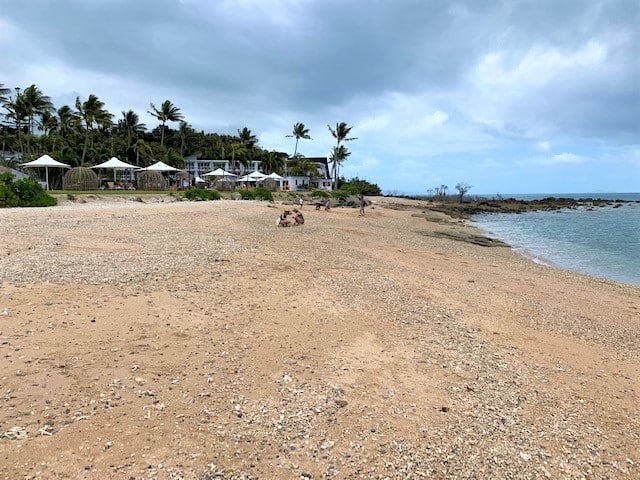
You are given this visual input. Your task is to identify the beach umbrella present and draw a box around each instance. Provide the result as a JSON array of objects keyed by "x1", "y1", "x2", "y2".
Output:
[
  {"x1": 91, "y1": 157, "x2": 137, "y2": 182},
  {"x1": 21, "y1": 154, "x2": 71, "y2": 190}
]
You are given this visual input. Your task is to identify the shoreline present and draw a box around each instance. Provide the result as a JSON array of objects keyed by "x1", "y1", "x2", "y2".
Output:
[{"x1": 1, "y1": 196, "x2": 638, "y2": 478}]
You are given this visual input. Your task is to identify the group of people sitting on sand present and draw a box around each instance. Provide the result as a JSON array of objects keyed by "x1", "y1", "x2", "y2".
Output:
[{"x1": 276, "y1": 209, "x2": 304, "y2": 227}]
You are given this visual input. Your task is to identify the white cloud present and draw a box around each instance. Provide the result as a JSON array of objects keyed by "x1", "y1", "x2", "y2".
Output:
[
  {"x1": 536, "y1": 141, "x2": 551, "y2": 152},
  {"x1": 521, "y1": 152, "x2": 588, "y2": 166}
]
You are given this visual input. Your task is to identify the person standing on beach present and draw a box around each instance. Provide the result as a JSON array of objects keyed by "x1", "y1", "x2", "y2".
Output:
[
  {"x1": 298, "y1": 196, "x2": 304, "y2": 209},
  {"x1": 359, "y1": 194, "x2": 366, "y2": 215}
]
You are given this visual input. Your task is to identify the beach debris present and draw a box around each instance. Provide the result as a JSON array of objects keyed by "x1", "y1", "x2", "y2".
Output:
[
  {"x1": 335, "y1": 399, "x2": 348, "y2": 408},
  {"x1": 108, "y1": 378, "x2": 124, "y2": 389},
  {"x1": 37, "y1": 423, "x2": 55, "y2": 436},
  {"x1": 2, "y1": 426, "x2": 27, "y2": 440}
]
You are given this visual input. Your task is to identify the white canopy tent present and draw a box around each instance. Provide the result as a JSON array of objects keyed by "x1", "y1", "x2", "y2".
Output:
[
  {"x1": 137, "y1": 160, "x2": 182, "y2": 172},
  {"x1": 246, "y1": 170, "x2": 267, "y2": 180},
  {"x1": 264, "y1": 172, "x2": 284, "y2": 189},
  {"x1": 21, "y1": 154, "x2": 71, "y2": 190},
  {"x1": 202, "y1": 167, "x2": 237, "y2": 179},
  {"x1": 91, "y1": 157, "x2": 137, "y2": 183}
]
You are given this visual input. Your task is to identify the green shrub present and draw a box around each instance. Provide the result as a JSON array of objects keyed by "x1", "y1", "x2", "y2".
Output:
[
  {"x1": 0, "y1": 174, "x2": 57, "y2": 207},
  {"x1": 312, "y1": 189, "x2": 329, "y2": 198},
  {"x1": 331, "y1": 189, "x2": 350, "y2": 200},
  {"x1": 0, "y1": 174, "x2": 20, "y2": 207},
  {"x1": 184, "y1": 188, "x2": 221, "y2": 201},
  {"x1": 339, "y1": 177, "x2": 382, "y2": 196},
  {"x1": 237, "y1": 189, "x2": 255, "y2": 200},
  {"x1": 253, "y1": 187, "x2": 273, "y2": 201}
]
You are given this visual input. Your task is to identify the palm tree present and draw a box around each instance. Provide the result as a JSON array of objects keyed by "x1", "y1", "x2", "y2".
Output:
[
  {"x1": 329, "y1": 145, "x2": 351, "y2": 187},
  {"x1": 54, "y1": 105, "x2": 80, "y2": 144},
  {"x1": 76, "y1": 94, "x2": 113, "y2": 165},
  {"x1": 260, "y1": 150, "x2": 286, "y2": 175},
  {"x1": 133, "y1": 139, "x2": 152, "y2": 166},
  {"x1": 229, "y1": 142, "x2": 248, "y2": 174},
  {"x1": 237, "y1": 127, "x2": 257, "y2": 148},
  {"x1": 177, "y1": 121, "x2": 195, "y2": 156},
  {"x1": 327, "y1": 122, "x2": 356, "y2": 185},
  {"x1": 148, "y1": 100, "x2": 184, "y2": 147},
  {"x1": 118, "y1": 110, "x2": 146, "y2": 148},
  {"x1": 289, "y1": 156, "x2": 316, "y2": 176},
  {"x1": 286, "y1": 122, "x2": 311, "y2": 175},
  {"x1": 286, "y1": 122, "x2": 312, "y2": 160},
  {"x1": 37, "y1": 110, "x2": 58, "y2": 136},
  {"x1": 3, "y1": 93, "x2": 27, "y2": 154},
  {"x1": 0, "y1": 84, "x2": 10, "y2": 105},
  {"x1": 20, "y1": 84, "x2": 54, "y2": 135}
]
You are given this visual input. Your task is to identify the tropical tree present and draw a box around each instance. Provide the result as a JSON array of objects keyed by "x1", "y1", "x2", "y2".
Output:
[
  {"x1": 133, "y1": 139, "x2": 152, "y2": 166},
  {"x1": 286, "y1": 122, "x2": 312, "y2": 160},
  {"x1": 117, "y1": 110, "x2": 146, "y2": 148},
  {"x1": 37, "y1": 110, "x2": 58, "y2": 136},
  {"x1": 237, "y1": 127, "x2": 257, "y2": 149},
  {"x1": 0, "y1": 83, "x2": 10, "y2": 105},
  {"x1": 3, "y1": 93, "x2": 27, "y2": 154},
  {"x1": 259, "y1": 150, "x2": 286, "y2": 174},
  {"x1": 327, "y1": 122, "x2": 356, "y2": 185},
  {"x1": 53, "y1": 105, "x2": 80, "y2": 145},
  {"x1": 75, "y1": 94, "x2": 113, "y2": 165},
  {"x1": 229, "y1": 142, "x2": 248, "y2": 174},
  {"x1": 288, "y1": 156, "x2": 316, "y2": 176},
  {"x1": 148, "y1": 100, "x2": 183, "y2": 147},
  {"x1": 20, "y1": 84, "x2": 54, "y2": 135},
  {"x1": 177, "y1": 121, "x2": 196, "y2": 156},
  {"x1": 329, "y1": 145, "x2": 351, "y2": 186}
]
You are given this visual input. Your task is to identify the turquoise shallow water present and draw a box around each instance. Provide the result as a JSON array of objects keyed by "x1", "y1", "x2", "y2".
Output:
[{"x1": 472, "y1": 194, "x2": 640, "y2": 286}]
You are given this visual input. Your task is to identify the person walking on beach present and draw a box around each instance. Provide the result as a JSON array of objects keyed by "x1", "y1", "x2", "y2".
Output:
[
  {"x1": 359, "y1": 194, "x2": 366, "y2": 216},
  {"x1": 298, "y1": 196, "x2": 304, "y2": 209}
]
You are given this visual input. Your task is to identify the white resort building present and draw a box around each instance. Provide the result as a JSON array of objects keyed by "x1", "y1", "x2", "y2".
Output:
[{"x1": 184, "y1": 154, "x2": 333, "y2": 191}]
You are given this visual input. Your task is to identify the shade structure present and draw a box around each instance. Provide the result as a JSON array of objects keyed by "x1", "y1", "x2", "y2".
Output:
[
  {"x1": 194, "y1": 176, "x2": 206, "y2": 183},
  {"x1": 21, "y1": 154, "x2": 71, "y2": 190},
  {"x1": 246, "y1": 170, "x2": 267, "y2": 180},
  {"x1": 202, "y1": 167, "x2": 237, "y2": 178},
  {"x1": 264, "y1": 172, "x2": 284, "y2": 190},
  {"x1": 92, "y1": 157, "x2": 137, "y2": 170},
  {"x1": 91, "y1": 157, "x2": 137, "y2": 182},
  {"x1": 138, "y1": 161, "x2": 181, "y2": 172}
]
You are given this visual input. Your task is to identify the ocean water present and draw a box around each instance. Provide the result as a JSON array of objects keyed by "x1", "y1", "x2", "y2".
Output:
[{"x1": 472, "y1": 193, "x2": 640, "y2": 285}]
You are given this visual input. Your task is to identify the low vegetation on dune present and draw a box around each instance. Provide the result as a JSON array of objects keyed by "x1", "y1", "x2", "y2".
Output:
[{"x1": 0, "y1": 173, "x2": 57, "y2": 207}]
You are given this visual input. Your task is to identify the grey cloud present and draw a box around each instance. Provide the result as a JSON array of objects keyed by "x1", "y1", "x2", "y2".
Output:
[{"x1": 2, "y1": 0, "x2": 638, "y2": 143}]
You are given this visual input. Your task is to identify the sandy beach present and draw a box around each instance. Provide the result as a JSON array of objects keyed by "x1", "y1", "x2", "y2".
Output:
[{"x1": 0, "y1": 196, "x2": 638, "y2": 479}]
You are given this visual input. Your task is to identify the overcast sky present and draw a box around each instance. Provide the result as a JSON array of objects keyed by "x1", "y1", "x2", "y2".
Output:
[{"x1": 1, "y1": 0, "x2": 638, "y2": 194}]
